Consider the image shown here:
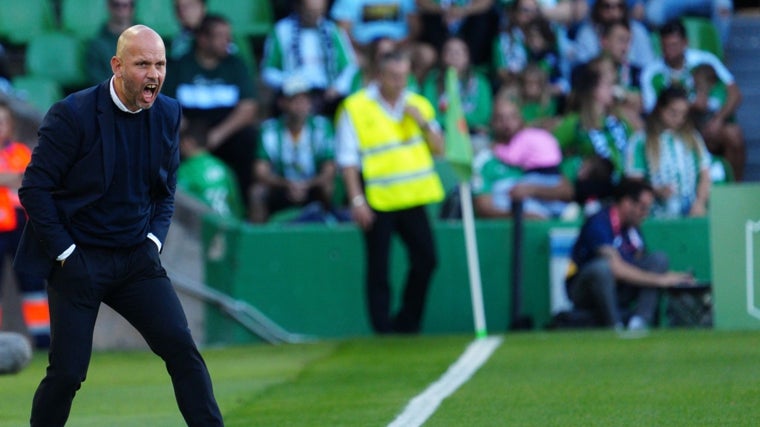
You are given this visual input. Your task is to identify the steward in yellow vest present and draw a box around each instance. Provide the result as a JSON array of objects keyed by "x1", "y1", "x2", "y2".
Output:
[{"x1": 336, "y1": 50, "x2": 444, "y2": 334}]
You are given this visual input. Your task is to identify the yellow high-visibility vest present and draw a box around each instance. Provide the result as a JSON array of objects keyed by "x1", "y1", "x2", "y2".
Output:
[{"x1": 343, "y1": 90, "x2": 444, "y2": 211}]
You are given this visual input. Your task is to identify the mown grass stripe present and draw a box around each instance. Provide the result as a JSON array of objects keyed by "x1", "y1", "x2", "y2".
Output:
[{"x1": 388, "y1": 336, "x2": 503, "y2": 427}]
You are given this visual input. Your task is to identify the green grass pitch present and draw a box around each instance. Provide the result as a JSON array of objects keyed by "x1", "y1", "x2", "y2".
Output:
[{"x1": 1, "y1": 330, "x2": 759, "y2": 426}]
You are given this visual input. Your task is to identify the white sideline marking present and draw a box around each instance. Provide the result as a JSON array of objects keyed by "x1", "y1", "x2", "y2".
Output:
[{"x1": 388, "y1": 336, "x2": 504, "y2": 427}]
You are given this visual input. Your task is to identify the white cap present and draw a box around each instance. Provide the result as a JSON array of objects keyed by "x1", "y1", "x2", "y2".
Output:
[{"x1": 282, "y1": 74, "x2": 311, "y2": 96}]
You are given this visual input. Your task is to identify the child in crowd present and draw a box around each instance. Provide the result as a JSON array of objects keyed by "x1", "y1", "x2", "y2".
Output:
[
  {"x1": 625, "y1": 87, "x2": 711, "y2": 218},
  {"x1": 515, "y1": 63, "x2": 560, "y2": 129}
]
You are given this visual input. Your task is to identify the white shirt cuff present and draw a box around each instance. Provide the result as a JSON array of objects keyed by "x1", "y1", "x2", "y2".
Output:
[
  {"x1": 56, "y1": 244, "x2": 76, "y2": 261},
  {"x1": 147, "y1": 233, "x2": 162, "y2": 252}
]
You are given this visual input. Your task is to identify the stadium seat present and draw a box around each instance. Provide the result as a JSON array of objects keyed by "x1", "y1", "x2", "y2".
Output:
[
  {"x1": 231, "y1": 33, "x2": 257, "y2": 75},
  {"x1": 25, "y1": 32, "x2": 87, "y2": 90},
  {"x1": 12, "y1": 75, "x2": 63, "y2": 114},
  {"x1": 682, "y1": 17, "x2": 724, "y2": 60},
  {"x1": 135, "y1": 0, "x2": 181, "y2": 40},
  {"x1": 60, "y1": 0, "x2": 110, "y2": 40},
  {"x1": 207, "y1": 0, "x2": 274, "y2": 37},
  {"x1": 0, "y1": 0, "x2": 56, "y2": 45}
]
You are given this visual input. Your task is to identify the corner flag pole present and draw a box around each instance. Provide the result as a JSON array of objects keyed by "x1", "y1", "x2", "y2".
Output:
[
  {"x1": 459, "y1": 182, "x2": 487, "y2": 338},
  {"x1": 443, "y1": 67, "x2": 487, "y2": 338}
]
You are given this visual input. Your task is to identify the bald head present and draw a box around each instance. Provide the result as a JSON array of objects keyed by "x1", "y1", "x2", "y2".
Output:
[
  {"x1": 111, "y1": 25, "x2": 167, "y2": 111},
  {"x1": 116, "y1": 25, "x2": 165, "y2": 58}
]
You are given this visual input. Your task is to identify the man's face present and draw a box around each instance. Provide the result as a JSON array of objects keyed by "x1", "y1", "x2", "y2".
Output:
[
  {"x1": 108, "y1": 0, "x2": 135, "y2": 24},
  {"x1": 112, "y1": 31, "x2": 166, "y2": 110},
  {"x1": 491, "y1": 100, "x2": 523, "y2": 142},
  {"x1": 379, "y1": 59, "x2": 410, "y2": 100},
  {"x1": 442, "y1": 38, "x2": 469, "y2": 73},
  {"x1": 601, "y1": 25, "x2": 631, "y2": 64},
  {"x1": 661, "y1": 33, "x2": 687, "y2": 67},
  {"x1": 299, "y1": 0, "x2": 327, "y2": 25},
  {"x1": 282, "y1": 93, "x2": 312, "y2": 119},
  {"x1": 623, "y1": 190, "x2": 654, "y2": 226},
  {"x1": 174, "y1": 0, "x2": 205, "y2": 29},
  {"x1": 201, "y1": 22, "x2": 232, "y2": 59},
  {"x1": 598, "y1": 0, "x2": 625, "y2": 22}
]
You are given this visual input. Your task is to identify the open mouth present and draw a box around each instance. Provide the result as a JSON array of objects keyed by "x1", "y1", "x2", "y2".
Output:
[{"x1": 143, "y1": 83, "x2": 158, "y2": 101}]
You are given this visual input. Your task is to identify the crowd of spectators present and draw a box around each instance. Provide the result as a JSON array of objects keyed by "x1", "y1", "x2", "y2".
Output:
[{"x1": 0, "y1": 0, "x2": 744, "y2": 225}]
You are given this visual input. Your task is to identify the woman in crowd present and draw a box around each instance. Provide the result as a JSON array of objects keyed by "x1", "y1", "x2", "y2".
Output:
[{"x1": 625, "y1": 86, "x2": 711, "y2": 218}]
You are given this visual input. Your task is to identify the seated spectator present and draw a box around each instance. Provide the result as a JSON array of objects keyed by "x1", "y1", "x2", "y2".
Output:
[
  {"x1": 416, "y1": 0, "x2": 500, "y2": 67},
  {"x1": 472, "y1": 96, "x2": 568, "y2": 219},
  {"x1": 565, "y1": 177, "x2": 694, "y2": 331},
  {"x1": 492, "y1": 0, "x2": 570, "y2": 91},
  {"x1": 644, "y1": 0, "x2": 733, "y2": 47},
  {"x1": 261, "y1": 0, "x2": 358, "y2": 117},
  {"x1": 177, "y1": 120, "x2": 245, "y2": 220},
  {"x1": 626, "y1": 87, "x2": 710, "y2": 218},
  {"x1": 169, "y1": 0, "x2": 207, "y2": 61},
  {"x1": 576, "y1": 53, "x2": 643, "y2": 131},
  {"x1": 523, "y1": 16, "x2": 569, "y2": 95},
  {"x1": 85, "y1": 0, "x2": 136, "y2": 85},
  {"x1": 349, "y1": 36, "x2": 420, "y2": 93},
  {"x1": 553, "y1": 66, "x2": 634, "y2": 207},
  {"x1": 422, "y1": 36, "x2": 493, "y2": 146},
  {"x1": 329, "y1": 0, "x2": 435, "y2": 82},
  {"x1": 640, "y1": 19, "x2": 744, "y2": 180},
  {"x1": 598, "y1": 20, "x2": 643, "y2": 129},
  {"x1": 163, "y1": 14, "x2": 259, "y2": 212},
  {"x1": 570, "y1": 0, "x2": 655, "y2": 70},
  {"x1": 513, "y1": 63, "x2": 561, "y2": 128},
  {"x1": 250, "y1": 77, "x2": 338, "y2": 224}
]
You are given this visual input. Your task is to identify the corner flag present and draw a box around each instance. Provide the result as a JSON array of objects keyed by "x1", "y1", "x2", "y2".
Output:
[
  {"x1": 444, "y1": 67, "x2": 474, "y2": 182},
  {"x1": 442, "y1": 67, "x2": 487, "y2": 339}
]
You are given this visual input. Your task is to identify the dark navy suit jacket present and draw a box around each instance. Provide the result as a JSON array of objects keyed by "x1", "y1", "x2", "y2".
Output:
[{"x1": 13, "y1": 81, "x2": 181, "y2": 279}]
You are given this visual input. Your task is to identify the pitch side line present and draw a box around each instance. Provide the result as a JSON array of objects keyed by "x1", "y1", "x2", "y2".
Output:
[{"x1": 388, "y1": 336, "x2": 504, "y2": 427}]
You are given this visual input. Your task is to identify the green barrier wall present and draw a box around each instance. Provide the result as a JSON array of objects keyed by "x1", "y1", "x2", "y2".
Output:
[
  {"x1": 201, "y1": 213, "x2": 712, "y2": 345},
  {"x1": 710, "y1": 184, "x2": 760, "y2": 330}
]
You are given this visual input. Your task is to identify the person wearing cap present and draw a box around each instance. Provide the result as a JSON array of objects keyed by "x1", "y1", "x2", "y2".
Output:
[
  {"x1": 335, "y1": 49, "x2": 444, "y2": 334},
  {"x1": 251, "y1": 76, "x2": 338, "y2": 223}
]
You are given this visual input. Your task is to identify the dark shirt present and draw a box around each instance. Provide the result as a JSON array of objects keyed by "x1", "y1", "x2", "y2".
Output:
[
  {"x1": 571, "y1": 206, "x2": 645, "y2": 271},
  {"x1": 163, "y1": 51, "x2": 256, "y2": 127},
  {"x1": 69, "y1": 106, "x2": 152, "y2": 247}
]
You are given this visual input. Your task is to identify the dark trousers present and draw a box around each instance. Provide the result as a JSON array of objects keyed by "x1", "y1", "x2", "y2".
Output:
[
  {"x1": 30, "y1": 241, "x2": 223, "y2": 427},
  {"x1": 363, "y1": 206, "x2": 437, "y2": 334},
  {"x1": 568, "y1": 252, "x2": 668, "y2": 327}
]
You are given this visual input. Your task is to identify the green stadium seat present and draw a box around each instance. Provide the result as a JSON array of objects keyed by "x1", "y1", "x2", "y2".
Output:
[
  {"x1": 0, "y1": 0, "x2": 56, "y2": 45},
  {"x1": 207, "y1": 0, "x2": 274, "y2": 37},
  {"x1": 682, "y1": 17, "x2": 724, "y2": 60},
  {"x1": 25, "y1": 32, "x2": 87, "y2": 90},
  {"x1": 135, "y1": 0, "x2": 181, "y2": 40},
  {"x1": 230, "y1": 33, "x2": 258, "y2": 76},
  {"x1": 60, "y1": 0, "x2": 110, "y2": 40},
  {"x1": 12, "y1": 75, "x2": 64, "y2": 114}
]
